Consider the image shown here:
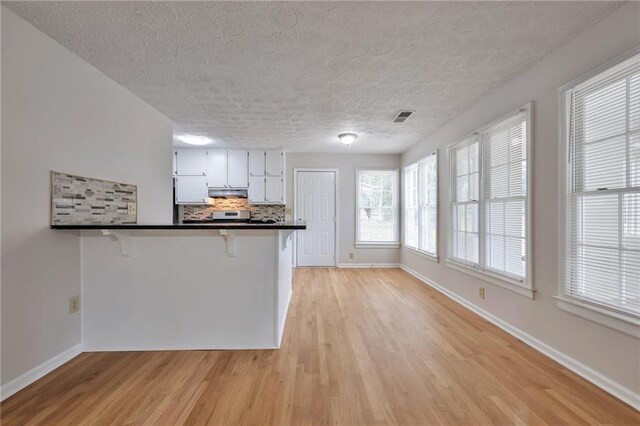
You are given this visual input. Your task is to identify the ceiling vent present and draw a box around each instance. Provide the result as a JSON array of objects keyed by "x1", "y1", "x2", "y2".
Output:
[{"x1": 393, "y1": 110, "x2": 414, "y2": 123}]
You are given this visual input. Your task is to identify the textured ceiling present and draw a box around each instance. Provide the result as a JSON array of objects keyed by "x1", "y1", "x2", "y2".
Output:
[{"x1": 5, "y1": 1, "x2": 620, "y2": 153}]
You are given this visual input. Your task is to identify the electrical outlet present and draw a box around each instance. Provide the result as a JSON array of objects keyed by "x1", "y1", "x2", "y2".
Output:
[
  {"x1": 127, "y1": 202, "x2": 137, "y2": 215},
  {"x1": 479, "y1": 287, "x2": 485, "y2": 299},
  {"x1": 349, "y1": 252, "x2": 354, "y2": 259},
  {"x1": 69, "y1": 296, "x2": 80, "y2": 314}
]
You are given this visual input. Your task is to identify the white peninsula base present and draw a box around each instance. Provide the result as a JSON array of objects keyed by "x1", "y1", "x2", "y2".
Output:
[{"x1": 79, "y1": 229, "x2": 295, "y2": 351}]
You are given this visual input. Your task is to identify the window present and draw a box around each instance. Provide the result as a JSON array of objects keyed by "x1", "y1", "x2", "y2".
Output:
[
  {"x1": 404, "y1": 151, "x2": 438, "y2": 258},
  {"x1": 448, "y1": 104, "x2": 532, "y2": 294},
  {"x1": 356, "y1": 169, "x2": 399, "y2": 246},
  {"x1": 560, "y1": 51, "x2": 640, "y2": 324}
]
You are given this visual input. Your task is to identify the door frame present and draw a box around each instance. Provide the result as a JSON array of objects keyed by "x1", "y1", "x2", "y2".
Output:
[{"x1": 293, "y1": 168, "x2": 339, "y2": 267}]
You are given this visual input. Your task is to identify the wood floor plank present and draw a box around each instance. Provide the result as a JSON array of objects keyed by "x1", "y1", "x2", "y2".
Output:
[{"x1": 2, "y1": 268, "x2": 638, "y2": 425}]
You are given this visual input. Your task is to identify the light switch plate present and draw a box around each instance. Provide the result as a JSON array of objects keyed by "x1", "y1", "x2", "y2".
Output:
[{"x1": 127, "y1": 202, "x2": 137, "y2": 215}]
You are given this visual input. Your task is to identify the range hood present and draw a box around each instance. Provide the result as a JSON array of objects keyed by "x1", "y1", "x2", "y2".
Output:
[{"x1": 208, "y1": 188, "x2": 248, "y2": 198}]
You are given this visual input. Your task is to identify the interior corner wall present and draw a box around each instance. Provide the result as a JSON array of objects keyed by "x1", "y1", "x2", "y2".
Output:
[
  {"x1": 400, "y1": 2, "x2": 640, "y2": 397},
  {"x1": 286, "y1": 153, "x2": 402, "y2": 266},
  {"x1": 1, "y1": 7, "x2": 173, "y2": 387}
]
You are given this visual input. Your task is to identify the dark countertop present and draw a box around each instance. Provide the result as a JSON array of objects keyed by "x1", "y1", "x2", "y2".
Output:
[{"x1": 50, "y1": 220, "x2": 306, "y2": 230}]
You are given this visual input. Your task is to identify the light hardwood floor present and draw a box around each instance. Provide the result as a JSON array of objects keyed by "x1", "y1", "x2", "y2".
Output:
[{"x1": 2, "y1": 268, "x2": 638, "y2": 425}]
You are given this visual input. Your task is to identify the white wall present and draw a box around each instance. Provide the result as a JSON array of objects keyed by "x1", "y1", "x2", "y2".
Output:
[
  {"x1": 1, "y1": 7, "x2": 173, "y2": 387},
  {"x1": 401, "y1": 2, "x2": 640, "y2": 398},
  {"x1": 286, "y1": 153, "x2": 401, "y2": 266}
]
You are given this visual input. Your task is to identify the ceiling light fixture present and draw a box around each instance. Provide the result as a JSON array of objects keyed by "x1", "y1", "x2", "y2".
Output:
[
  {"x1": 175, "y1": 134, "x2": 213, "y2": 146},
  {"x1": 338, "y1": 133, "x2": 357, "y2": 146}
]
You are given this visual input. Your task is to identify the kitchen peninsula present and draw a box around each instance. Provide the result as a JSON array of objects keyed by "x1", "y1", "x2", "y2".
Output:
[{"x1": 54, "y1": 222, "x2": 305, "y2": 351}]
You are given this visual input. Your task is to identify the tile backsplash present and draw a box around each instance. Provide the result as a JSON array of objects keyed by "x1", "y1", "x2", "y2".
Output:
[
  {"x1": 182, "y1": 199, "x2": 285, "y2": 222},
  {"x1": 51, "y1": 171, "x2": 137, "y2": 225}
]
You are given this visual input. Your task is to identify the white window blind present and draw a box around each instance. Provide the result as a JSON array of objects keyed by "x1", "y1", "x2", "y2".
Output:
[
  {"x1": 404, "y1": 165, "x2": 419, "y2": 249},
  {"x1": 404, "y1": 152, "x2": 438, "y2": 257},
  {"x1": 449, "y1": 106, "x2": 531, "y2": 289},
  {"x1": 562, "y1": 52, "x2": 640, "y2": 318},
  {"x1": 419, "y1": 153, "x2": 438, "y2": 256},
  {"x1": 356, "y1": 169, "x2": 399, "y2": 245},
  {"x1": 482, "y1": 114, "x2": 528, "y2": 280},
  {"x1": 451, "y1": 138, "x2": 480, "y2": 265}
]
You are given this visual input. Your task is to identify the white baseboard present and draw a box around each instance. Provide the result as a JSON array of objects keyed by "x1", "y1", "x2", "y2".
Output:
[
  {"x1": 399, "y1": 264, "x2": 640, "y2": 411},
  {"x1": 82, "y1": 345, "x2": 279, "y2": 352},
  {"x1": 337, "y1": 263, "x2": 400, "y2": 268},
  {"x1": 1, "y1": 343, "x2": 83, "y2": 402}
]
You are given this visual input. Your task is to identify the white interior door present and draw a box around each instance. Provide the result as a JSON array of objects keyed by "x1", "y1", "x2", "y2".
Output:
[{"x1": 296, "y1": 171, "x2": 336, "y2": 267}]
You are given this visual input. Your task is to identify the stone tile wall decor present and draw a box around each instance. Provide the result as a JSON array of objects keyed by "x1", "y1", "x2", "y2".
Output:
[
  {"x1": 51, "y1": 171, "x2": 137, "y2": 225},
  {"x1": 182, "y1": 200, "x2": 285, "y2": 222}
]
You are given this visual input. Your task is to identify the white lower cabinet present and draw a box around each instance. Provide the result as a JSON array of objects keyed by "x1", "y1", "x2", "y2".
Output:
[
  {"x1": 265, "y1": 177, "x2": 283, "y2": 203},
  {"x1": 175, "y1": 176, "x2": 209, "y2": 204}
]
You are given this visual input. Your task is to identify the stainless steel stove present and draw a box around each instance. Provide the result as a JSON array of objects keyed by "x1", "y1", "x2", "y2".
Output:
[{"x1": 211, "y1": 210, "x2": 251, "y2": 222}]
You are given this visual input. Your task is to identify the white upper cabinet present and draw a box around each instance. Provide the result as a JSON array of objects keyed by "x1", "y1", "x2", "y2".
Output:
[
  {"x1": 265, "y1": 151, "x2": 283, "y2": 176},
  {"x1": 176, "y1": 150, "x2": 207, "y2": 176},
  {"x1": 227, "y1": 150, "x2": 249, "y2": 188},
  {"x1": 175, "y1": 148, "x2": 285, "y2": 204},
  {"x1": 206, "y1": 150, "x2": 227, "y2": 188},
  {"x1": 249, "y1": 151, "x2": 265, "y2": 176},
  {"x1": 175, "y1": 176, "x2": 209, "y2": 204},
  {"x1": 265, "y1": 177, "x2": 283, "y2": 203},
  {"x1": 248, "y1": 176, "x2": 266, "y2": 203}
]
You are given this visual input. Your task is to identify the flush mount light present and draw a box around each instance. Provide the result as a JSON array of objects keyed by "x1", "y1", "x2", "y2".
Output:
[
  {"x1": 175, "y1": 134, "x2": 213, "y2": 146},
  {"x1": 338, "y1": 133, "x2": 358, "y2": 146}
]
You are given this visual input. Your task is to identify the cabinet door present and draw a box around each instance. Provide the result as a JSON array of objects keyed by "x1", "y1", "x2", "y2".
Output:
[
  {"x1": 265, "y1": 151, "x2": 283, "y2": 176},
  {"x1": 248, "y1": 151, "x2": 265, "y2": 176},
  {"x1": 249, "y1": 176, "x2": 265, "y2": 203},
  {"x1": 206, "y1": 150, "x2": 227, "y2": 187},
  {"x1": 176, "y1": 150, "x2": 207, "y2": 176},
  {"x1": 227, "y1": 150, "x2": 249, "y2": 188},
  {"x1": 172, "y1": 151, "x2": 177, "y2": 176},
  {"x1": 175, "y1": 176, "x2": 208, "y2": 204},
  {"x1": 265, "y1": 177, "x2": 283, "y2": 203}
]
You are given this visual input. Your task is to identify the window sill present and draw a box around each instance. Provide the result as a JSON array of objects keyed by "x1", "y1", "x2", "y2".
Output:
[
  {"x1": 402, "y1": 246, "x2": 439, "y2": 263},
  {"x1": 555, "y1": 296, "x2": 640, "y2": 339},
  {"x1": 354, "y1": 243, "x2": 400, "y2": 249},
  {"x1": 446, "y1": 259, "x2": 534, "y2": 299}
]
